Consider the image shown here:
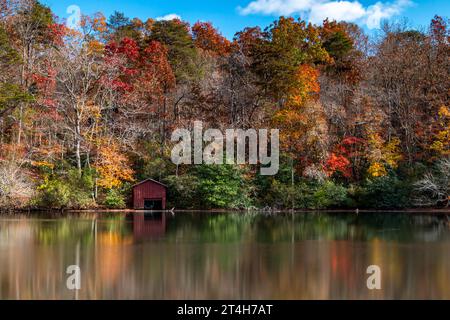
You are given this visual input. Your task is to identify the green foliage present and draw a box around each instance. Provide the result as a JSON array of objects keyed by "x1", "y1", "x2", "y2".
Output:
[
  {"x1": 267, "y1": 180, "x2": 303, "y2": 209},
  {"x1": 0, "y1": 27, "x2": 20, "y2": 65},
  {"x1": 312, "y1": 181, "x2": 349, "y2": 209},
  {"x1": 165, "y1": 165, "x2": 253, "y2": 209},
  {"x1": 139, "y1": 156, "x2": 175, "y2": 182},
  {"x1": 323, "y1": 30, "x2": 353, "y2": 61},
  {"x1": 358, "y1": 174, "x2": 412, "y2": 209},
  {"x1": 103, "y1": 189, "x2": 126, "y2": 209},
  {"x1": 132, "y1": 142, "x2": 176, "y2": 182},
  {"x1": 0, "y1": 83, "x2": 33, "y2": 114},
  {"x1": 20, "y1": 1, "x2": 55, "y2": 45},
  {"x1": 34, "y1": 169, "x2": 95, "y2": 209},
  {"x1": 30, "y1": 2, "x2": 54, "y2": 26},
  {"x1": 247, "y1": 17, "x2": 329, "y2": 101},
  {"x1": 108, "y1": 11, "x2": 131, "y2": 29},
  {"x1": 254, "y1": 154, "x2": 299, "y2": 205},
  {"x1": 165, "y1": 174, "x2": 200, "y2": 209},
  {"x1": 0, "y1": 26, "x2": 32, "y2": 116},
  {"x1": 148, "y1": 20, "x2": 197, "y2": 81},
  {"x1": 107, "y1": 11, "x2": 142, "y2": 42},
  {"x1": 265, "y1": 179, "x2": 349, "y2": 209},
  {"x1": 35, "y1": 178, "x2": 70, "y2": 208},
  {"x1": 193, "y1": 164, "x2": 253, "y2": 209}
]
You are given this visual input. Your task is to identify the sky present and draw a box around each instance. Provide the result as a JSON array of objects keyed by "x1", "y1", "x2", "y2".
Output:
[{"x1": 43, "y1": 0, "x2": 450, "y2": 39}]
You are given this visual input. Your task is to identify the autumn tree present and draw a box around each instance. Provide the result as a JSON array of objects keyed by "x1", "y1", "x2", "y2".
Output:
[
  {"x1": 107, "y1": 11, "x2": 144, "y2": 43},
  {"x1": 368, "y1": 18, "x2": 449, "y2": 164},
  {"x1": 318, "y1": 20, "x2": 368, "y2": 149},
  {"x1": 8, "y1": 0, "x2": 56, "y2": 145},
  {"x1": 104, "y1": 36, "x2": 175, "y2": 156},
  {"x1": 273, "y1": 64, "x2": 329, "y2": 183},
  {"x1": 49, "y1": 16, "x2": 107, "y2": 175},
  {"x1": 0, "y1": 25, "x2": 32, "y2": 122},
  {"x1": 366, "y1": 133, "x2": 403, "y2": 177},
  {"x1": 192, "y1": 21, "x2": 231, "y2": 56},
  {"x1": 429, "y1": 106, "x2": 450, "y2": 157},
  {"x1": 94, "y1": 138, "x2": 134, "y2": 190},
  {"x1": 245, "y1": 17, "x2": 330, "y2": 105},
  {"x1": 147, "y1": 19, "x2": 197, "y2": 81}
]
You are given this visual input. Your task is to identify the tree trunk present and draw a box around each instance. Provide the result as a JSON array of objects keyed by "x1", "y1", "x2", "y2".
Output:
[
  {"x1": 17, "y1": 105, "x2": 23, "y2": 145},
  {"x1": 75, "y1": 115, "x2": 82, "y2": 176}
]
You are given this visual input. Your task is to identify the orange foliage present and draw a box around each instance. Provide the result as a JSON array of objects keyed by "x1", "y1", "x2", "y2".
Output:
[
  {"x1": 94, "y1": 140, "x2": 134, "y2": 189},
  {"x1": 273, "y1": 64, "x2": 327, "y2": 167},
  {"x1": 325, "y1": 153, "x2": 351, "y2": 178},
  {"x1": 192, "y1": 21, "x2": 232, "y2": 56},
  {"x1": 287, "y1": 64, "x2": 321, "y2": 107},
  {"x1": 325, "y1": 137, "x2": 365, "y2": 178}
]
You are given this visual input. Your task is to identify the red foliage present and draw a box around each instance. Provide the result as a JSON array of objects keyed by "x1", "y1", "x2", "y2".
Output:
[
  {"x1": 143, "y1": 41, "x2": 175, "y2": 87},
  {"x1": 325, "y1": 136, "x2": 366, "y2": 178},
  {"x1": 325, "y1": 153, "x2": 352, "y2": 178},
  {"x1": 32, "y1": 63, "x2": 57, "y2": 107},
  {"x1": 104, "y1": 38, "x2": 141, "y2": 92},
  {"x1": 192, "y1": 21, "x2": 232, "y2": 56},
  {"x1": 118, "y1": 38, "x2": 140, "y2": 61},
  {"x1": 234, "y1": 27, "x2": 263, "y2": 55},
  {"x1": 48, "y1": 23, "x2": 67, "y2": 47},
  {"x1": 431, "y1": 15, "x2": 447, "y2": 40},
  {"x1": 104, "y1": 37, "x2": 175, "y2": 108}
]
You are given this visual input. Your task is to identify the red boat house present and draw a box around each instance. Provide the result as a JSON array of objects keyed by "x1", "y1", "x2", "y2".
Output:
[{"x1": 132, "y1": 179, "x2": 167, "y2": 210}]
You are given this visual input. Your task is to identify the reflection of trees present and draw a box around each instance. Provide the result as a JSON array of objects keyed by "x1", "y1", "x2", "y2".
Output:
[
  {"x1": 0, "y1": 214, "x2": 134, "y2": 299},
  {"x1": 164, "y1": 212, "x2": 450, "y2": 243},
  {"x1": 0, "y1": 212, "x2": 450, "y2": 299},
  {"x1": 137, "y1": 212, "x2": 450, "y2": 299}
]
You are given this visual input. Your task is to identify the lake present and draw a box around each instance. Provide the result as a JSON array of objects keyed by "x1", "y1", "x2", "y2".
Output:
[{"x1": 0, "y1": 211, "x2": 449, "y2": 300}]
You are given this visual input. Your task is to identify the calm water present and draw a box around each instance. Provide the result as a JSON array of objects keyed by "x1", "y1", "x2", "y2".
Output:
[{"x1": 0, "y1": 211, "x2": 449, "y2": 300}]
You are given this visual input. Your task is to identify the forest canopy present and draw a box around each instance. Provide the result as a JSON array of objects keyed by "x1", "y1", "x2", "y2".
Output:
[{"x1": 0, "y1": 0, "x2": 448, "y2": 210}]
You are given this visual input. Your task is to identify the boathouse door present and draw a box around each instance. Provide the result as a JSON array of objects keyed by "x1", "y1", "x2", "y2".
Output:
[{"x1": 144, "y1": 199, "x2": 163, "y2": 210}]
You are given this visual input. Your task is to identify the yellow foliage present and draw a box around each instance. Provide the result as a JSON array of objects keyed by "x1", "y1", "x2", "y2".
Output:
[
  {"x1": 368, "y1": 162, "x2": 387, "y2": 178},
  {"x1": 31, "y1": 161, "x2": 55, "y2": 170},
  {"x1": 273, "y1": 98, "x2": 328, "y2": 163},
  {"x1": 88, "y1": 40, "x2": 104, "y2": 54},
  {"x1": 439, "y1": 105, "x2": 450, "y2": 118},
  {"x1": 430, "y1": 105, "x2": 450, "y2": 156},
  {"x1": 367, "y1": 133, "x2": 403, "y2": 177},
  {"x1": 384, "y1": 137, "x2": 403, "y2": 168},
  {"x1": 94, "y1": 140, "x2": 134, "y2": 189},
  {"x1": 287, "y1": 64, "x2": 320, "y2": 108},
  {"x1": 81, "y1": 13, "x2": 107, "y2": 34},
  {"x1": 273, "y1": 64, "x2": 324, "y2": 155},
  {"x1": 85, "y1": 101, "x2": 101, "y2": 121}
]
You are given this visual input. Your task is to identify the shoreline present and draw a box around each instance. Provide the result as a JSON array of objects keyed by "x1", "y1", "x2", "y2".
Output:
[{"x1": 1, "y1": 208, "x2": 449, "y2": 215}]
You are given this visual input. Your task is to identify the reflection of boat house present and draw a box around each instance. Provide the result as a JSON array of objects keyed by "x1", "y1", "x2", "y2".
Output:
[
  {"x1": 128, "y1": 212, "x2": 167, "y2": 240},
  {"x1": 132, "y1": 179, "x2": 167, "y2": 210}
]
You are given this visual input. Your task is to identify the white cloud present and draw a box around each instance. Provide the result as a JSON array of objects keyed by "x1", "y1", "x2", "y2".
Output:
[
  {"x1": 239, "y1": 0, "x2": 316, "y2": 15},
  {"x1": 155, "y1": 13, "x2": 181, "y2": 21},
  {"x1": 238, "y1": 0, "x2": 412, "y2": 29},
  {"x1": 365, "y1": 0, "x2": 411, "y2": 29},
  {"x1": 309, "y1": 1, "x2": 366, "y2": 24}
]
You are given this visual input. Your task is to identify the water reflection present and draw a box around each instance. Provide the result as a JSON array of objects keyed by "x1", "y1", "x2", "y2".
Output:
[
  {"x1": 0, "y1": 212, "x2": 449, "y2": 299},
  {"x1": 126, "y1": 212, "x2": 167, "y2": 241}
]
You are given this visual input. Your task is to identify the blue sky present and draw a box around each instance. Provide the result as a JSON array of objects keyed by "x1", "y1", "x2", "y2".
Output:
[{"x1": 43, "y1": 0, "x2": 449, "y2": 39}]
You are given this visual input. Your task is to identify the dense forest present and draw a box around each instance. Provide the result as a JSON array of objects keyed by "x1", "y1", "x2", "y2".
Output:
[{"x1": 0, "y1": 0, "x2": 448, "y2": 210}]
